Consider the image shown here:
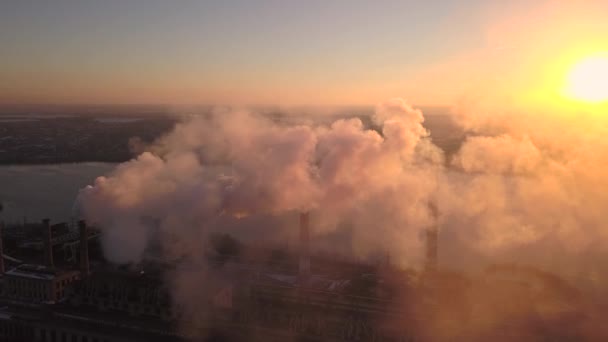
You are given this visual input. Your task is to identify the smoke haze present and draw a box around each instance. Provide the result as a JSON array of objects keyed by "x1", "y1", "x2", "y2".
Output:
[{"x1": 77, "y1": 98, "x2": 608, "y2": 339}]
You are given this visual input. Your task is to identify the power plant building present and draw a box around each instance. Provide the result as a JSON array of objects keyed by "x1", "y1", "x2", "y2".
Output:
[{"x1": 0, "y1": 214, "x2": 442, "y2": 341}]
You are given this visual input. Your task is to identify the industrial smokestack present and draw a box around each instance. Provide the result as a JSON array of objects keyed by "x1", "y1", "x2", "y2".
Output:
[
  {"x1": 42, "y1": 218, "x2": 54, "y2": 268},
  {"x1": 425, "y1": 228, "x2": 438, "y2": 272},
  {"x1": 299, "y1": 212, "x2": 311, "y2": 280},
  {"x1": 425, "y1": 202, "x2": 438, "y2": 273},
  {"x1": 79, "y1": 220, "x2": 90, "y2": 275},
  {"x1": 0, "y1": 221, "x2": 5, "y2": 275}
]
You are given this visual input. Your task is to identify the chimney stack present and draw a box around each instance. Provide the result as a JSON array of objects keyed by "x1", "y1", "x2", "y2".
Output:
[
  {"x1": 425, "y1": 228, "x2": 438, "y2": 272},
  {"x1": 0, "y1": 221, "x2": 5, "y2": 275},
  {"x1": 299, "y1": 212, "x2": 311, "y2": 280},
  {"x1": 42, "y1": 218, "x2": 54, "y2": 268},
  {"x1": 79, "y1": 220, "x2": 90, "y2": 275},
  {"x1": 425, "y1": 202, "x2": 438, "y2": 273}
]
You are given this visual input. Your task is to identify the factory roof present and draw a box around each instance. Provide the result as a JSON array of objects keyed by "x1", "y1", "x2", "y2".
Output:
[
  {"x1": 0, "y1": 305, "x2": 180, "y2": 342},
  {"x1": 261, "y1": 273, "x2": 352, "y2": 292},
  {"x1": 5, "y1": 264, "x2": 79, "y2": 280}
]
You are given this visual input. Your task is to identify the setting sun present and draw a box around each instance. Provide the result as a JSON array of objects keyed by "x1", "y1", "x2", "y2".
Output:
[{"x1": 564, "y1": 53, "x2": 608, "y2": 102}]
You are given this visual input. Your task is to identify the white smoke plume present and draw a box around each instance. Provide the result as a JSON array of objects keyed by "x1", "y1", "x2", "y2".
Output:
[
  {"x1": 444, "y1": 104, "x2": 608, "y2": 279},
  {"x1": 77, "y1": 97, "x2": 608, "y2": 339},
  {"x1": 78, "y1": 98, "x2": 441, "y2": 266},
  {"x1": 77, "y1": 98, "x2": 608, "y2": 279}
]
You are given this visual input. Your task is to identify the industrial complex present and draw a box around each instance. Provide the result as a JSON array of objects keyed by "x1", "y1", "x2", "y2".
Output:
[{"x1": 0, "y1": 211, "x2": 583, "y2": 341}]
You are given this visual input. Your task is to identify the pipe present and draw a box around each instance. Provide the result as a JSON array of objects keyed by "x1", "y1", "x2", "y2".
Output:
[
  {"x1": 79, "y1": 220, "x2": 90, "y2": 275},
  {"x1": 43, "y1": 218, "x2": 54, "y2": 268}
]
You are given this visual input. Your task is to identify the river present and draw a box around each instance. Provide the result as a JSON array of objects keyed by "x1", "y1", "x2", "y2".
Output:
[{"x1": 0, "y1": 163, "x2": 116, "y2": 224}]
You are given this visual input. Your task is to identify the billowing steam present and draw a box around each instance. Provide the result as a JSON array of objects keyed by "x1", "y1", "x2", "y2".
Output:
[
  {"x1": 78, "y1": 98, "x2": 441, "y2": 265},
  {"x1": 77, "y1": 97, "x2": 608, "y2": 339}
]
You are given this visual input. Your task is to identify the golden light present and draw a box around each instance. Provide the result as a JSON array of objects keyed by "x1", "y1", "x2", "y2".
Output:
[{"x1": 564, "y1": 53, "x2": 608, "y2": 102}]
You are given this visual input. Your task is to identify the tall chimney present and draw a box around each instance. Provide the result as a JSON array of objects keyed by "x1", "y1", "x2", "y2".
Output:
[
  {"x1": 79, "y1": 220, "x2": 90, "y2": 275},
  {"x1": 299, "y1": 212, "x2": 311, "y2": 280},
  {"x1": 425, "y1": 202, "x2": 438, "y2": 273},
  {"x1": 0, "y1": 221, "x2": 5, "y2": 275},
  {"x1": 42, "y1": 218, "x2": 54, "y2": 268},
  {"x1": 425, "y1": 228, "x2": 438, "y2": 272}
]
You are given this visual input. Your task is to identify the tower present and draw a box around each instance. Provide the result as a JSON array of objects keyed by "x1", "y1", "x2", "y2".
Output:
[
  {"x1": 43, "y1": 218, "x2": 54, "y2": 268},
  {"x1": 299, "y1": 212, "x2": 311, "y2": 280},
  {"x1": 425, "y1": 202, "x2": 438, "y2": 273},
  {"x1": 79, "y1": 220, "x2": 90, "y2": 275}
]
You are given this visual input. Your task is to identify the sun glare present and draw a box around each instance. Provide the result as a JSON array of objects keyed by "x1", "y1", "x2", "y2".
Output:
[{"x1": 564, "y1": 53, "x2": 608, "y2": 102}]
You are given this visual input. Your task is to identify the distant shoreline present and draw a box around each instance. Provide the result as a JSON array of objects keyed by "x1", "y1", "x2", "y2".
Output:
[{"x1": 0, "y1": 161, "x2": 120, "y2": 167}]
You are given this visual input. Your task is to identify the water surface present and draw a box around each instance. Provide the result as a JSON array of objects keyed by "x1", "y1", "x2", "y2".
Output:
[{"x1": 0, "y1": 163, "x2": 116, "y2": 224}]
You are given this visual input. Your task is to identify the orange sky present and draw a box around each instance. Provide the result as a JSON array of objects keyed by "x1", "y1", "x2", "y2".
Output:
[{"x1": 1, "y1": 1, "x2": 607, "y2": 107}]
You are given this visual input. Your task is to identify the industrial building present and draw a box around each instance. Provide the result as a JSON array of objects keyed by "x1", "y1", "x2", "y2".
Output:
[
  {"x1": 0, "y1": 213, "x2": 441, "y2": 341},
  {"x1": 0, "y1": 209, "x2": 580, "y2": 341}
]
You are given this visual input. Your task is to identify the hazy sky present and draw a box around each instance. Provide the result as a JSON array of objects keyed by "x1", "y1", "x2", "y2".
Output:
[{"x1": 1, "y1": 0, "x2": 606, "y2": 106}]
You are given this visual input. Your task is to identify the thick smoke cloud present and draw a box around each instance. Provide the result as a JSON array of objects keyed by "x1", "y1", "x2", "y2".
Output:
[
  {"x1": 77, "y1": 98, "x2": 608, "y2": 278},
  {"x1": 444, "y1": 105, "x2": 608, "y2": 280},
  {"x1": 77, "y1": 97, "x2": 608, "y2": 339},
  {"x1": 79, "y1": 98, "x2": 441, "y2": 265}
]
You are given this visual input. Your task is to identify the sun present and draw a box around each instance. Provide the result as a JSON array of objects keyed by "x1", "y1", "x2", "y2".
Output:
[{"x1": 564, "y1": 53, "x2": 608, "y2": 102}]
